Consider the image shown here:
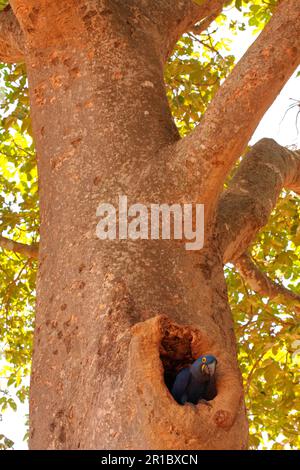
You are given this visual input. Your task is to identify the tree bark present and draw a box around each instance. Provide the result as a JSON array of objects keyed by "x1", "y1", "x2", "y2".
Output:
[
  {"x1": 0, "y1": 5, "x2": 24, "y2": 63},
  {"x1": 0, "y1": 0, "x2": 299, "y2": 450}
]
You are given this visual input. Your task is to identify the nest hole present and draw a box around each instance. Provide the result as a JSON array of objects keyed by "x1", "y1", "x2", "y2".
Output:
[{"x1": 159, "y1": 328, "x2": 195, "y2": 393}]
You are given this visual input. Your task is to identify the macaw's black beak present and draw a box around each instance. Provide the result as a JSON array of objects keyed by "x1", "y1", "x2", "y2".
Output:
[{"x1": 201, "y1": 364, "x2": 210, "y2": 375}]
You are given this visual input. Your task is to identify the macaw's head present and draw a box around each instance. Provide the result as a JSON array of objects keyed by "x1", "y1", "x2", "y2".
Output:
[{"x1": 194, "y1": 354, "x2": 217, "y2": 377}]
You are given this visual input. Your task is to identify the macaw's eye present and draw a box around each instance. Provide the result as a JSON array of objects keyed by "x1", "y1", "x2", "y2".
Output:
[{"x1": 202, "y1": 357, "x2": 207, "y2": 363}]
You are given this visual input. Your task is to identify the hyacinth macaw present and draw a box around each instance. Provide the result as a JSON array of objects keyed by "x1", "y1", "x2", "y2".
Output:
[{"x1": 171, "y1": 355, "x2": 217, "y2": 405}]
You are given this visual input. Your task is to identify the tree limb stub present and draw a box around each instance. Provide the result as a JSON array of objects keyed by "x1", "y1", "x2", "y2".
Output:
[
  {"x1": 218, "y1": 139, "x2": 300, "y2": 264},
  {"x1": 234, "y1": 253, "x2": 300, "y2": 314},
  {"x1": 0, "y1": 235, "x2": 39, "y2": 259}
]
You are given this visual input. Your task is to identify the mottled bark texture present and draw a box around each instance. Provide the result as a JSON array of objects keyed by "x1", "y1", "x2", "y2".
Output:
[{"x1": 0, "y1": 0, "x2": 300, "y2": 450}]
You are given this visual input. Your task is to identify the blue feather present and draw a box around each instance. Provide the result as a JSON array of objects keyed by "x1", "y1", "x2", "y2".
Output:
[{"x1": 171, "y1": 367, "x2": 191, "y2": 405}]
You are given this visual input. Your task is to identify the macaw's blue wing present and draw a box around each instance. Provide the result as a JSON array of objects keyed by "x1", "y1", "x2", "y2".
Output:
[{"x1": 171, "y1": 367, "x2": 191, "y2": 405}]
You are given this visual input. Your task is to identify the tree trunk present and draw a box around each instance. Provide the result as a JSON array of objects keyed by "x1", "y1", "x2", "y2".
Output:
[
  {"x1": 3, "y1": 0, "x2": 299, "y2": 450},
  {"x1": 18, "y1": 0, "x2": 246, "y2": 450}
]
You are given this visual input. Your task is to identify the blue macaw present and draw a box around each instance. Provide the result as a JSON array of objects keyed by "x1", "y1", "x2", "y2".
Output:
[{"x1": 171, "y1": 355, "x2": 217, "y2": 405}]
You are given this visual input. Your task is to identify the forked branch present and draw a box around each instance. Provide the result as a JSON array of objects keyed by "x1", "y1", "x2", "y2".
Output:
[{"x1": 174, "y1": 0, "x2": 300, "y2": 209}]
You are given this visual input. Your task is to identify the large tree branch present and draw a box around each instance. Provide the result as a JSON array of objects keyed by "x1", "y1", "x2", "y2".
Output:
[
  {"x1": 0, "y1": 6, "x2": 24, "y2": 63},
  {"x1": 235, "y1": 253, "x2": 300, "y2": 313},
  {"x1": 173, "y1": 0, "x2": 300, "y2": 213},
  {"x1": 217, "y1": 138, "x2": 300, "y2": 264},
  {"x1": 0, "y1": 234, "x2": 38, "y2": 259}
]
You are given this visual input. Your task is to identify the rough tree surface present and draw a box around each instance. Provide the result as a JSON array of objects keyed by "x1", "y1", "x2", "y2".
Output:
[{"x1": 0, "y1": 0, "x2": 300, "y2": 450}]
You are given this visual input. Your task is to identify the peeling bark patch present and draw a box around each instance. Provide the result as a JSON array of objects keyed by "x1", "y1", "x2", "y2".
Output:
[
  {"x1": 49, "y1": 409, "x2": 69, "y2": 447},
  {"x1": 50, "y1": 149, "x2": 75, "y2": 171},
  {"x1": 50, "y1": 75, "x2": 63, "y2": 89},
  {"x1": 56, "y1": 410, "x2": 64, "y2": 419},
  {"x1": 214, "y1": 409, "x2": 232, "y2": 429},
  {"x1": 71, "y1": 137, "x2": 82, "y2": 148},
  {"x1": 33, "y1": 84, "x2": 46, "y2": 106},
  {"x1": 49, "y1": 422, "x2": 56, "y2": 432},
  {"x1": 93, "y1": 176, "x2": 102, "y2": 186},
  {"x1": 78, "y1": 264, "x2": 86, "y2": 273},
  {"x1": 69, "y1": 279, "x2": 86, "y2": 290},
  {"x1": 63, "y1": 319, "x2": 72, "y2": 328},
  {"x1": 69, "y1": 67, "x2": 81, "y2": 79},
  {"x1": 58, "y1": 426, "x2": 66, "y2": 444}
]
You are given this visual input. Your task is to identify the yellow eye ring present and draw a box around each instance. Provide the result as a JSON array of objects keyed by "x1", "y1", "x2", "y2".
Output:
[{"x1": 202, "y1": 357, "x2": 207, "y2": 363}]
